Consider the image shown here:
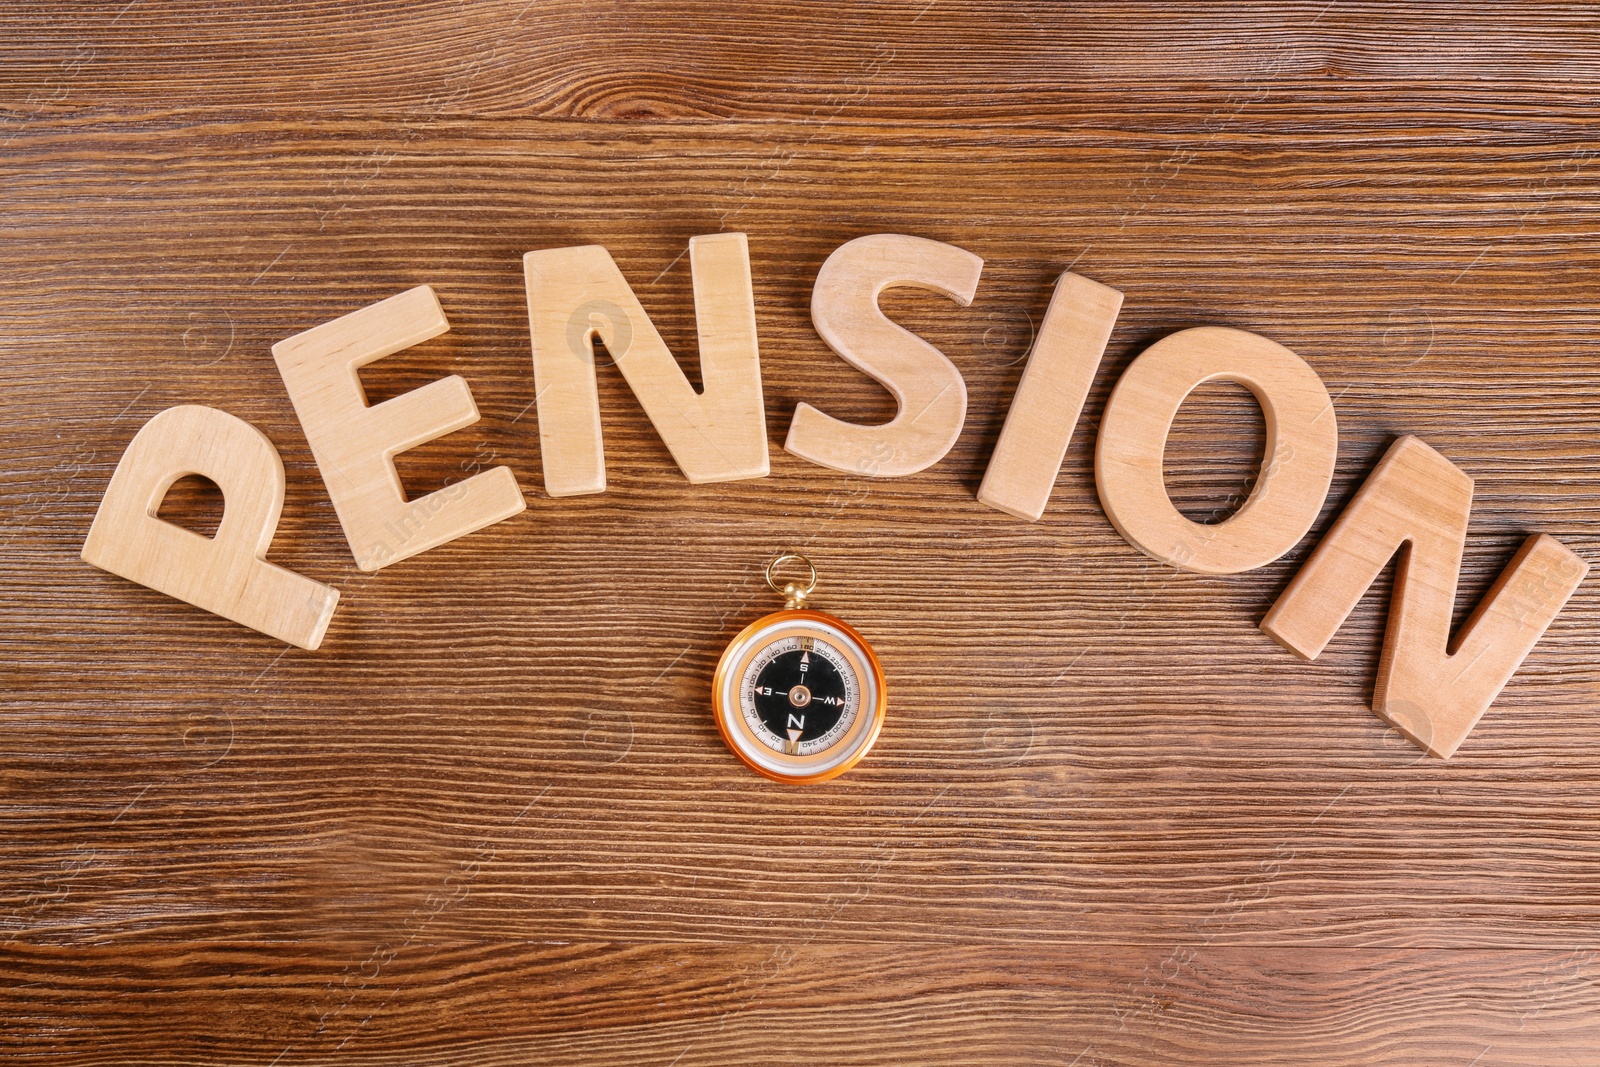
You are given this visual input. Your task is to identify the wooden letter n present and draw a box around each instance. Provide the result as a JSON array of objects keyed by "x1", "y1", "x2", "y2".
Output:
[{"x1": 1261, "y1": 436, "x2": 1587, "y2": 758}]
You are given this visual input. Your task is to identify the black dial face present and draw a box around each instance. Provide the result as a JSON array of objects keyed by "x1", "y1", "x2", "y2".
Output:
[
  {"x1": 753, "y1": 648, "x2": 845, "y2": 743},
  {"x1": 740, "y1": 635, "x2": 860, "y2": 757}
]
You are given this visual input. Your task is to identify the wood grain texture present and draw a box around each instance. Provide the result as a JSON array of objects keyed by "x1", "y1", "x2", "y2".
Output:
[{"x1": 3, "y1": 2, "x2": 1600, "y2": 1064}]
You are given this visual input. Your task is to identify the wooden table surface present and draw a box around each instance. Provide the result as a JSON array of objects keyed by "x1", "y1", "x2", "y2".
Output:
[{"x1": 4, "y1": 3, "x2": 1600, "y2": 1064}]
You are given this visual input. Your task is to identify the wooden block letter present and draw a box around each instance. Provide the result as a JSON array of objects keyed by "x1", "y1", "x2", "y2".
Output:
[
  {"x1": 1261, "y1": 435, "x2": 1588, "y2": 758},
  {"x1": 978, "y1": 272, "x2": 1123, "y2": 520},
  {"x1": 1095, "y1": 326, "x2": 1338, "y2": 574},
  {"x1": 273, "y1": 286, "x2": 526, "y2": 571},
  {"x1": 523, "y1": 233, "x2": 767, "y2": 496},
  {"x1": 81, "y1": 404, "x2": 339, "y2": 650},
  {"x1": 785, "y1": 233, "x2": 983, "y2": 478}
]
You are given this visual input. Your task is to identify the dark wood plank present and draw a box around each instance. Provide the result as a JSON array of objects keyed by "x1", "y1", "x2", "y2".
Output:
[
  {"x1": 3, "y1": 3, "x2": 1600, "y2": 1063},
  {"x1": 4, "y1": 942, "x2": 1599, "y2": 1066},
  {"x1": 6, "y1": 1, "x2": 1600, "y2": 127}
]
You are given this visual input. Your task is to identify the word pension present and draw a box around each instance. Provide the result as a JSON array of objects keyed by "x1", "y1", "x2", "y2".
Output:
[{"x1": 82, "y1": 232, "x2": 1588, "y2": 758}]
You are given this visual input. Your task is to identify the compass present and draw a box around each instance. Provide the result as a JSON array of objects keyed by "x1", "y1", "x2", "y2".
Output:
[{"x1": 712, "y1": 554, "x2": 887, "y2": 784}]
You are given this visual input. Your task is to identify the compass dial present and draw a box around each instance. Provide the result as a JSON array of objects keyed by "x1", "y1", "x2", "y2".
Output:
[
  {"x1": 743, "y1": 636, "x2": 857, "y2": 756},
  {"x1": 713, "y1": 610, "x2": 886, "y2": 783}
]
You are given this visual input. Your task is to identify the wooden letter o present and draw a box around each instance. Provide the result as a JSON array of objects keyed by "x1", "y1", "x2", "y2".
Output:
[{"x1": 1094, "y1": 326, "x2": 1337, "y2": 575}]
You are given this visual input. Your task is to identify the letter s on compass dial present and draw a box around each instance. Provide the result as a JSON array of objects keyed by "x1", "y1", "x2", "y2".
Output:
[{"x1": 712, "y1": 610, "x2": 887, "y2": 783}]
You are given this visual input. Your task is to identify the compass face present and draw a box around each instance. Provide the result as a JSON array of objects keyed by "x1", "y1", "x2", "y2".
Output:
[
  {"x1": 743, "y1": 636, "x2": 857, "y2": 756},
  {"x1": 713, "y1": 610, "x2": 886, "y2": 783}
]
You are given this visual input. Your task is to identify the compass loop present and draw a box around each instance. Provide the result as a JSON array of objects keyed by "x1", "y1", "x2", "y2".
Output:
[{"x1": 765, "y1": 552, "x2": 818, "y2": 608}]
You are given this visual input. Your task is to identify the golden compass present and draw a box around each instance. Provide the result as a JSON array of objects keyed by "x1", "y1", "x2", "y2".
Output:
[{"x1": 712, "y1": 554, "x2": 887, "y2": 784}]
